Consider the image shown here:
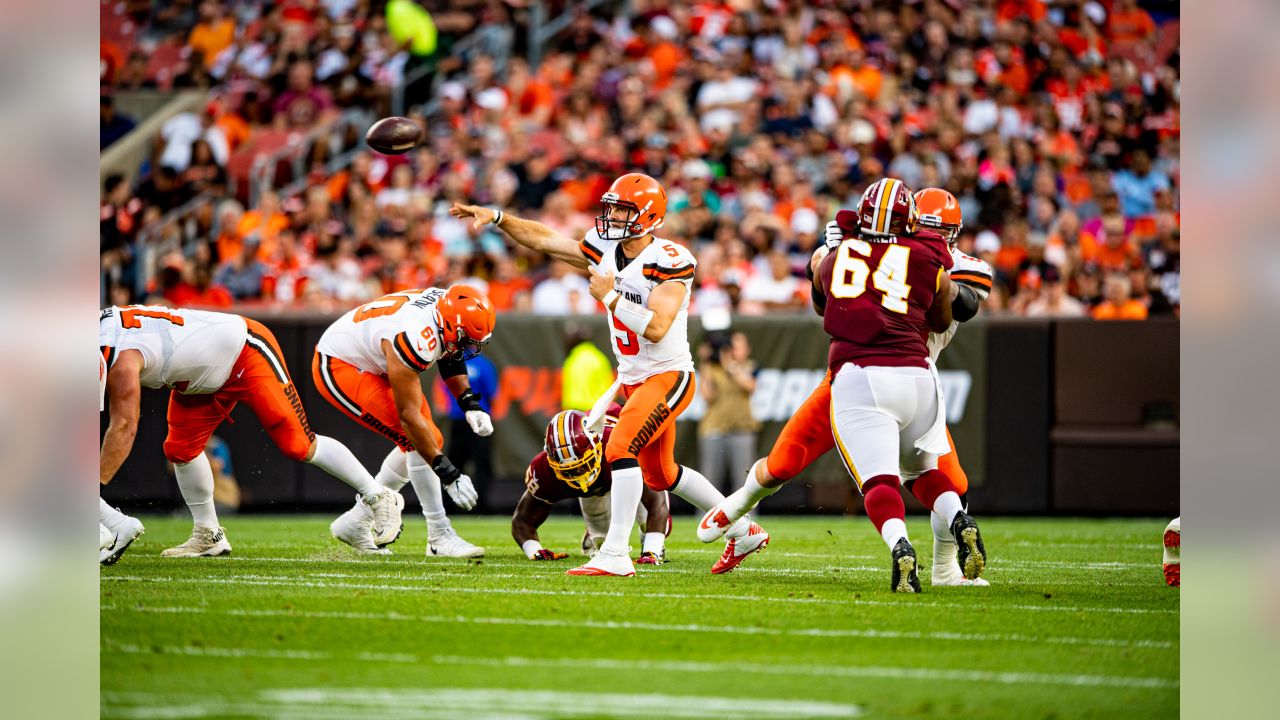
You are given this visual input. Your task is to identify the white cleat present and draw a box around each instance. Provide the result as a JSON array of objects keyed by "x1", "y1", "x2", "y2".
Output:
[
  {"x1": 364, "y1": 490, "x2": 404, "y2": 547},
  {"x1": 100, "y1": 516, "x2": 146, "y2": 566},
  {"x1": 566, "y1": 549, "x2": 636, "y2": 577},
  {"x1": 330, "y1": 497, "x2": 390, "y2": 555},
  {"x1": 931, "y1": 538, "x2": 989, "y2": 586},
  {"x1": 697, "y1": 502, "x2": 743, "y2": 543},
  {"x1": 427, "y1": 527, "x2": 485, "y2": 558},
  {"x1": 161, "y1": 526, "x2": 231, "y2": 558}
]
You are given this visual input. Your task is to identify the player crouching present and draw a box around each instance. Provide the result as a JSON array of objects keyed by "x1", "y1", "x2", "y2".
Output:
[{"x1": 513, "y1": 409, "x2": 671, "y2": 564}]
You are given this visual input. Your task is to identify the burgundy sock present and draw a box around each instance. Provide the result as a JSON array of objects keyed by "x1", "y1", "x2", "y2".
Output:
[{"x1": 862, "y1": 475, "x2": 905, "y2": 533}]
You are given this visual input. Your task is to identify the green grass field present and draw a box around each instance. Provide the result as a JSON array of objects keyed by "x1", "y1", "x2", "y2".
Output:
[{"x1": 100, "y1": 515, "x2": 1178, "y2": 719}]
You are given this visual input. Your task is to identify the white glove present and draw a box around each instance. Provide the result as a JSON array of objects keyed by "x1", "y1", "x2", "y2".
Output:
[
  {"x1": 465, "y1": 410, "x2": 493, "y2": 437},
  {"x1": 445, "y1": 474, "x2": 479, "y2": 510},
  {"x1": 823, "y1": 220, "x2": 845, "y2": 250}
]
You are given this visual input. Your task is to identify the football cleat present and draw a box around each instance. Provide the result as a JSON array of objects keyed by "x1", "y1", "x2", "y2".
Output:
[
  {"x1": 710, "y1": 522, "x2": 769, "y2": 574},
  {"x1": 950, "y1": 511, "x2": 986, "y2": 580},
  {"x1": 161, "y1": 526, "x2": 231, "y2": 558},
  {"x1": 891, "y1": 538, "x2": 922, "y2": 593},
  {"x1": 427, "y1": 527, "x2": 485, "y2": 558},
  {"x1": 636, "y1": 550, "x2": 665, "y2": 565},
  {"x1": 1163, "y1": 517, "x2": 1180, "y2": 588},
  {"x1": 697, "y1": 503, "x2": 738, "y2": 543},
  {"x1": 581, "y1": 531, "x2": 601, "y2": 557},
  {"x1": 100, "y1": 515, "x2": 145, "y2": 566},
  {"x1": 364, "y1": 489, "x2": 405, "y2": 547},
  {"x1": 566, "y1": 549, "x2": 635, "y2": 577},
  {"x1": 330, "y1": 497, "x2": 391, "y2": 555}
]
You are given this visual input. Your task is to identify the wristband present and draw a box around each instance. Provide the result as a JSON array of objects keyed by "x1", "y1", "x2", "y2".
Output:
[
  {"x1": 430, "y1": 454, "x2": 461, "y2": 485},
  {"x1": 601, "y1": 290, "x2": 618, "y2": 308},
  {"x1": 522, "y1": 539, "x2": 544, "y2": 559},
  {"x1": 613, "y1": 296, "x2": 655, "y2": 336},
  {"x1": 490, "y1": 209, "x2": 504, "y2": 226},
  {"x1": 457, "y1": 389, "x2": 483, "y2": 413}
]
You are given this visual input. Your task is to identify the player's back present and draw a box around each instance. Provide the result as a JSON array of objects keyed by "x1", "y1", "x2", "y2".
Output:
[
  {"x1": 317, "y1": 288, "x2": 446, "y2": 375},
  {"x1": 99, "y1": 305, "x2": 247, "y2": 393},
  {"x1": 819, "y1": 234, "x2": 953, "y2": 371}
]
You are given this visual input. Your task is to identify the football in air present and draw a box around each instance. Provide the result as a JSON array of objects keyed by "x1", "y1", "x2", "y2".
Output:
[{"x1": 366, "y1": 116, "x2": 423, "y2": 155}]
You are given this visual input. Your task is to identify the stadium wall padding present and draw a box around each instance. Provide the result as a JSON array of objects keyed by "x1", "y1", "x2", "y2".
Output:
[{"x1": 101, "y1": 315, "x2": 1179, "y2": 515}]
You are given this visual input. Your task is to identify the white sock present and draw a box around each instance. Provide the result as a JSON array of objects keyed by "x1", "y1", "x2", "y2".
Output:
[
  {"x1": 308, "y1": 435, "x2": 380, "y2": 495},
  {"x1": 933, "y1": 534, "x2": 958, "y2": 573},
  {"x1": 931, "y1": 491, "x2": 964, "y2": 529},
  {"x1": 376, "y1": 449, "x2": 410, "y2": 491},
  {"x1": 880, "y1": 518, "x2": 908, "y2": 550},
  {"x1": 930, "y1": 510, "x2": 952, "y2": 542},
  {"x1": 673, "y1": 466, "x2": 749, "y2": 539},
  {"x1": 99, "y1": 497, "x2": 128, "y2": 531},
  {"x1": 407, "y1": 451, "x2": 448, "y2": 535},
  {"x1": 723, "y1": 460, "x2": 778, "y2": 517},
  {"x1": 600, "y1": 466, "x2": 643, "y2": 556},
  {"x1": 175, "y1": 453, "x2": 219, "y2": 529},
  {"x1": 642, "y1": 532, "x2": 665, "y2": 556}
]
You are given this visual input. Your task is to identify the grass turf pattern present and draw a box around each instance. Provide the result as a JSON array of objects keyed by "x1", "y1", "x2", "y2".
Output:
[{"x1": 101, "y1": 516, "x2": 1178, "y2": 719}]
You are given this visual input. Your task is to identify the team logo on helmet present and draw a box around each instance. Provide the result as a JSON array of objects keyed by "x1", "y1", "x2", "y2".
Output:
[{"x1": 545, "y1": 409, "x2": 603, "y2": 492}]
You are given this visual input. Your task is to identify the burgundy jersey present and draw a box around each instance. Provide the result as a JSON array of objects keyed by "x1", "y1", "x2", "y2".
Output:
[
  {"x1": 524, "y1": 424, "x2": 615, "y2": 504},
  {"x1": 818, "y1": 232, "x2": 954, "y2": 371}
]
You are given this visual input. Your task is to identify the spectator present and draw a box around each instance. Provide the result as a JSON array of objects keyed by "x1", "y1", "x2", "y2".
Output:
[
  {"x1": 486, "y1": 256, "x2": 533, "y2": 312},
  {"x1": 698, "y1": 332, "x2": 760, "y2": 494},
  {"x1": 740, "y1": 251, "x2": 807, "y2": 314},
  {"x1": 1112, "y1": 150, "x2": 1171, "y2": 218},
  {"x1": 236, "y1": 191, "x2": 288, "y2": 260},
  {"x1": 1024, "y1": 267, "x2": 1088, "y2": 318},
  {"x1": 100, "y1": 96, "x2": 136, "y2": 149},
  {"x1": 561, "y1": 323, "x2": 615, "y2": 413},
  {"x1": 214, "y1": 236, "x2": 268, "y2": 301},
  {"x1": 187, "y1": 2, "x2": 235, "y2": 70},
  {"x1": 273, "y1": 60, "x2": 336, "y2": 129},
  {"x1": 1092, "y1": 273, "x2": 1149, "y2": 320},
  {"x1": 531, "y1": 261, "x2": 595, "y2": 316}
]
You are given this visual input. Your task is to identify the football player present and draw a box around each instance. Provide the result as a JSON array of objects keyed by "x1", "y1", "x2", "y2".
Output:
[
  {"x1": 513, "y1": 408, "x2": 671, "y2": 563},
  {"x1": 315, "y1": 286, "x2": 495, "y2": 558},
  {"x1": 451, "y1": 173, "x2": 769, "y2": 577},
  {"x1": 1163, "y1": 516, "x2": 1180, "y2": 587},
  {"x1": 700, "y1": 186, "x2": 993, "y2": 588},
  {"x1": 100, "y1": 306, "x2": 402, "y2": 557},
  {"x1": 100, "y1": 350, "x2": 144, "y2": 566}
]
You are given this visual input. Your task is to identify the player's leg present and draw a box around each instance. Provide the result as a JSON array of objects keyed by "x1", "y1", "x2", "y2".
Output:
[
  {"x1": 568, "y1": 372, "x2": 692, "y2": 576},
  {"x1": 899, "y1": 373, "x2": 986, "y2": 582},
  {"x1": 700, "y1": 373, "x2": 834, "y2": 541},
  {"x1": 578, "y1": 494, "x2": 611, "y2": 556},
  {"x1": 635, "y1": 487, "x2": 669, "y2": 563},
  {"x1": 161, "y1": 391, "x2": 234, "y2": 557},
  {"x1": 920, "y1": 427, "x2": 984, "y2": 585},
  {"x1": 1163, "y1": 516, "x2": 1180, "y2": 587},
  {"x1": 98, "y1": 496, "x2": 144, "y2": 566},
  {"x1": 830, "y1": 365, "x2": 920, "y2": 592},
  {"x1": 329, "y1": 447, "x2": 414, "y2": 554}
]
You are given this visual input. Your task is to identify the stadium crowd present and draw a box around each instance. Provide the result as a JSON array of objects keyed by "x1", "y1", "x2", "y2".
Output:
[{"x1": 101, "y1": 0, "x2": 1179, "y2": 319}]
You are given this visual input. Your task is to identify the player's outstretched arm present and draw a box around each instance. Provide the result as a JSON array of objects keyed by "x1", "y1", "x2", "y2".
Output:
[
  {"x1": 100, "y1": 350, "x2": 144, "y2": 485},
  {"x1": 449, "y1": 203, "x2": 589, "y2": 270},
  {"x1": 513, "y1": 490, "x2": 567, "y2": 560}
]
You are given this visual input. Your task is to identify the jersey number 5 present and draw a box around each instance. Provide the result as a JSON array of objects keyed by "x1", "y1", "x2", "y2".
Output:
[
  {"x1": 611, "y1": 315, "x2": 640, "y2": 356},
  {"x1": 829, "y1": 240, "x2": 913, "y2": 314}
]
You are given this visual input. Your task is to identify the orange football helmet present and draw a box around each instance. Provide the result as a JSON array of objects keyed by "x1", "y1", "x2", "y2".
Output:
[
  {"x1": 435, "y1": 285, "x2": 496, "y2": 360},
  {"x1": 914, "y1": 188, "x2": 963, "y2": 248},
  {"x1": 596, "y1": 173, "x2": 668, "y2": 240}
]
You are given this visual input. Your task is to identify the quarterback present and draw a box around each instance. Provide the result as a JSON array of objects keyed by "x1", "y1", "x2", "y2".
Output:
[
  {"x1": 513, "y1": 408, "x2": 671, "y2": 563},
  {"x1": 99, "y1": 305, "x2": 401, "y2": 557},
  {"x1": 451, "y1": 172, "x2": 768, "y2": 577},
  {"x1": 314, "y1": 285, "x2": 495, "y2": 557}
]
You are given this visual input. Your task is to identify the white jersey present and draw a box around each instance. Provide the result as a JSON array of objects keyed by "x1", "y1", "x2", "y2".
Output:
[
  {"x1": 98, "y1": 306, "x2": 247, "y2": 394},
  {"x1": 580, "y1": 229, "x2": 696, "y2": 385},
  {"x1": 316, "y1": 288, "x2": 447, "y2": 375},
  {"x1": 928, "y1": 249, "x2": 993, "y2": 361}
]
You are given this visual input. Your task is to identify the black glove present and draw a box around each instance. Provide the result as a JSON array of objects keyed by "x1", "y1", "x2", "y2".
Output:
[
  {"x1": 431, "y1": 454, "x2": 461, "y2": 486},
  {"x1": 456, "y1": 389, "x2": 483, "y2": 413}
]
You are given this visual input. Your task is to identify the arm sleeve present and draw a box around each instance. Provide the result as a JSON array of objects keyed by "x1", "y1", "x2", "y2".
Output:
[
  {"x1": 436, "y1": 356, "x2": 467, "y2": 380},
  {"x1": 951, "y1": 283, "x2": 981, "y2": 323}
]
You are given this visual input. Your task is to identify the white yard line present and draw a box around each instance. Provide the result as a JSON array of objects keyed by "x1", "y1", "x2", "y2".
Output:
[
  {"x1": 101, "y1": 574, "x2": 1179, "y2": 615},
  {"x1": 99, "y1": 643, "x2": 1177, "y2": 690},
  {"x1": 101, "y1": 603, "x2": 1173, "y2": 649}
]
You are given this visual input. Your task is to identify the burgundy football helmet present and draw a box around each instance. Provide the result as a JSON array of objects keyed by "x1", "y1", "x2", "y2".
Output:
[
  {"x1": 545, "y1": 409, "x2": 603, "y2": 492},
  {"x1": 842, "y1": 178, "x2": 918, "y2": 240}
]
